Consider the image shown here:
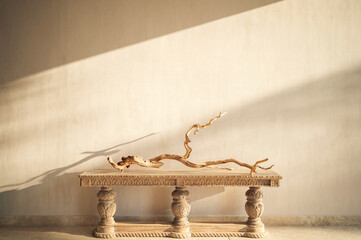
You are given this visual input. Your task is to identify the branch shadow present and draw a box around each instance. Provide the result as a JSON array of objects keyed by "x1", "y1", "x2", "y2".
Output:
[
  {"x1": 0, "y1": 133, "x2": 158, "y2": 216},
  {"x1": 0, "y1": 0, "x2": 281, "y2": 85},
  {"x1": 1, "y1": 66, "x2": 360, "y2": 219}
]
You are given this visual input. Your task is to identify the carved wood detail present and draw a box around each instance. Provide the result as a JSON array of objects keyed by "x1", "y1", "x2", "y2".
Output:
[
  {"x1": 245, "y1": 187, "x2": 265, "y2": 233},
  {"x1": 93, "y1": 231, "x2": 265, "y2": 238},
  {"x1": 80, "y1": 170, "x2": 282, "y2": 239},
  {"x1": 79, "y1": 171, "x2": 281, "y2": 187},
  {"x1": 95, "y1": 187, "x2": 116, "y2": 236},
  {"x1": 171, "y1": 187, "x2": 191, "y2": 238}
]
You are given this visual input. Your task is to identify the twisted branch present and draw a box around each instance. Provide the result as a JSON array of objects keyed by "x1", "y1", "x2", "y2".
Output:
[
  {"x1": 107, "y1": 112, "x2": 274, "y2": 175},
  {"x1": 183, "y1": 112, "x2": 226, "y2": 158}
]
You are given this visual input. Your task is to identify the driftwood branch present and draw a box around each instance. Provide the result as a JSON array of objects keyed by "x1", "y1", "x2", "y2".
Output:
[{"x1": 107, "y1": 112, "x2": 274, "y2": 175}]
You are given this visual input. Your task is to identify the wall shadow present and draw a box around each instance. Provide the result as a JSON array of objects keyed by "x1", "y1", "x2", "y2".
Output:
[
  {"x1": 213, "y1": 67, "x2": 361, "y2": 158},
  {"x1": 107, "y1": 66, "x2": 361, "y2": 216},
  {"x1": 1, "y1": 66, "x2": 360, "y2": 217},
  {"x1": 0, "y1": 133, "x2": 157, "y2": 216},
  {"x1": 133, "y1": 186, "x2": 226, "y2": 216},
  {"x1": 0, "y1": 0, "x2": 281, "y2": 84},
  {"x1": 210, "y1": 66, "x2": 361, "y2": 215}
]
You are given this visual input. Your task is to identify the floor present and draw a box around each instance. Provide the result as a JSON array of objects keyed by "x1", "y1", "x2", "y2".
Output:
[{"x1": 0, "y1": 226, "x2": 361, "y2": 240}]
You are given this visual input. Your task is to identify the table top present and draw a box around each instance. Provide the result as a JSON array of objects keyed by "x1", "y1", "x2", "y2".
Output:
[{"x1": 79, "y1": 169, "x2": 282, "y2": 187}]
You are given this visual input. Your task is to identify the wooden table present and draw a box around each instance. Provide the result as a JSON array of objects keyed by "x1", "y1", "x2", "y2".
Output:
[{"x1": 79, "y1": 169, "x2": 282, "y2": 238}]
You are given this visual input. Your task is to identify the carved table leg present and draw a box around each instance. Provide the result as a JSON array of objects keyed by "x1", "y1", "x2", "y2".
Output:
[
  {"x1": 170, "y1": 187, "x2": 191, "y2": 238},
  {"x1": 244, "y1": 187, "x2": 266, "y2": 238},
  {"x1": 93, "y1": 187, "x2": 117, "y2": 238}
]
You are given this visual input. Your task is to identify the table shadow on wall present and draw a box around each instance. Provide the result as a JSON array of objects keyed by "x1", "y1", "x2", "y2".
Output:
[
  {"x1": 1, "y1": 66, "x2": 360, "y2": 220},
  {"x1": 109, "y1": 65, "x2": 361, "y2": 216}
]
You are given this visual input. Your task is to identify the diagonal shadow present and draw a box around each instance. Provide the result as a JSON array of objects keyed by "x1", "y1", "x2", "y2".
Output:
[
  {"x1": 105, "y1": 66, "x2": 361, "y2": 217},
  {"x1": 0, "y1": 132, "x2": 157, "y2": 191},
  {"x1": 0, "y1": 66, "x2": 360, "y2": 217},
  {"x1": 0, "y1": 0, "x2": 282, "y2": 84},
  {"x1": 0, "y1": 132, "x2": 159, "y2": 216}
]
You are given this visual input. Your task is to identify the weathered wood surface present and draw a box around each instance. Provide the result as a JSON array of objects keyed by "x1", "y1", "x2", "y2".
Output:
[{"x1": 79, "y1": 169, "x2": 282, "y2": 187}]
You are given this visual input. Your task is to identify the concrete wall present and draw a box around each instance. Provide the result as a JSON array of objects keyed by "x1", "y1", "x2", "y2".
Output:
[{"x1": 0, "y1": 0, "x2": 360, "y2": 217}]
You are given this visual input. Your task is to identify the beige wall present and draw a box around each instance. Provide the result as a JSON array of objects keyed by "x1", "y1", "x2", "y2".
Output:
[{"x1": 0, "y1": 0, "x2": 360, "y2": 217}]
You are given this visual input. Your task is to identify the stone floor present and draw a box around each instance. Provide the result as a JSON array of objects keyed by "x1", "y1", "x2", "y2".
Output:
[{"x1": 0, "y1": 226, "x2": 361, "y2": 240}]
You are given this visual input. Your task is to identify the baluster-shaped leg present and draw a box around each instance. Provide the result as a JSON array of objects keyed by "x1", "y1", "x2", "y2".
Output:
[
  {"x1": 93, "y1": 187, "x2": 117, "y2": 238},
  {"x1": 244, "y1": 187, "x2": 266, "y2": 238},
  {"x1": 170, "y1": 187, "x2": 191, "y2": 238}
]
